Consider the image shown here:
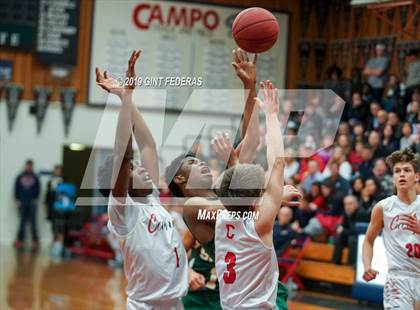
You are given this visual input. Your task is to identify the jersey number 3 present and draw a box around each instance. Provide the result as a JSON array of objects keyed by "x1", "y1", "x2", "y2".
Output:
[
  {"x1": 223, "y1": 252, "x2": 236, "y2": 284},
  {"x1": 405, "y1": 243, "x2": 420, "y2": 258}
]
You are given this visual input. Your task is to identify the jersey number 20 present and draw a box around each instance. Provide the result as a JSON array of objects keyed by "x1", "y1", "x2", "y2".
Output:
[
  {"x1": 405, "y1": 243, "x2": 420, "y2": 258},
  {"x1": 223, "y1": 252, "x2": 236, "y2": 284}
]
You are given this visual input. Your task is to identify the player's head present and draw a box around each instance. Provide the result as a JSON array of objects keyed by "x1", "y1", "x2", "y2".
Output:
[
  {"x1": 386, "y1": 149, "x2": 420, "y2": 192},
  {"x1": 165, "y1": 153, "x2": 212, "y2": 197},
  {"x1": 97, "y1": 155, "x2": 153, "y2": 198},
  {"x1": 217, "y1": 164, "x2": 265, "y2": 212}
]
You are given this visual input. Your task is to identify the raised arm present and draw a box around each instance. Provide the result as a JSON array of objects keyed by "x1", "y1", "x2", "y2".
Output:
[
  {"x1": 96, "y1": 68, "x2": 133, "y2": 202},
  {"x1": 231, "y1": 48, "x2": 260, "y2": 163},
  {"x1": 254, "y1": 81, "x2": 284, "y2": 243},
  {"x1": 123, "y1": 51, "x2": 159, "y2": 186},
  {"x1": 362, "y1": 203, "x2": 383, "y2": 281}
]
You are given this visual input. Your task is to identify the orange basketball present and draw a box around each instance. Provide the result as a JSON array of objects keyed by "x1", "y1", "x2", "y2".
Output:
[{"x1": 232, "y1": 7, "x2": 279, "y2": 54}]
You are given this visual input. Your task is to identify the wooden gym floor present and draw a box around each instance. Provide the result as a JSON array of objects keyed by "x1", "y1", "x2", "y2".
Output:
[{"x1": 0, "y1": 247, "x2": 381, "y2": 309}]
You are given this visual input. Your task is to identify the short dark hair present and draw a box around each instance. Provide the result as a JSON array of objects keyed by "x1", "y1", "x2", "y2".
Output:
[
  {"x1": 386, "y1": 148, "x2": 420, "y2": 173},
  {"x1": 165, "y1": 152, "x2": 196, "y2": 197}
]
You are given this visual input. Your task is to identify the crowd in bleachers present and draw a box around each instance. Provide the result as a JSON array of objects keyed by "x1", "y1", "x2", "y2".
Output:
[
  {"x1": 272, "y1": 45, "x2": 419, "y2": 265},
  {"x1": 163, "y1": 45, "x2": 419, "y2": 266}
]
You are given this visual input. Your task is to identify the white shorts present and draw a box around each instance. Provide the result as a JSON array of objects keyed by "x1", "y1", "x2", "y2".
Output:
[
  {"x1": 127, "y1": 298, "x2": 184, "y2": 310},
  {"x1": 383, "y1": 275, "x2": 420, "y2": 310}
]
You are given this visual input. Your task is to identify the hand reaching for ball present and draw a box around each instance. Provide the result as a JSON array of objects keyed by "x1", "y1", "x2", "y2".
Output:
[{"x1": 231, "y1": 48, "x2": 257, "y2": 87}]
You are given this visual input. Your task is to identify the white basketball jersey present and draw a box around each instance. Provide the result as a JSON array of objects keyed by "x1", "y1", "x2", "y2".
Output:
[
  {"x1": 107, "y1": 190, "x2": 188, "y2": 308},
  {"x1": 381, "y1": 195, "x2": 420, "y2": 277},
  {"x1": 215, "y1": 210, "x2": 279, "y2": 310}
]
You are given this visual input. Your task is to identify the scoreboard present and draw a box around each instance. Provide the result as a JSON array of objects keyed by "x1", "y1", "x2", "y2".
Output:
[
  {"x1": 0, "y1": 0, "x2": 80, "y2": 66},
  {"x1": 0, "y1": 0, "x2": 38, "y2": 50}
]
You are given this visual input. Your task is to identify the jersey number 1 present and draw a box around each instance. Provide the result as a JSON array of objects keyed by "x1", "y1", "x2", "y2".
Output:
[{"x1": 223, "y1": 252, "x2": 236, "y2": 284}]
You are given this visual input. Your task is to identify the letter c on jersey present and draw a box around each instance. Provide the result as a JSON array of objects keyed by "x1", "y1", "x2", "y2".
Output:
[{"x1": 226, "y1": 224, "x2": 235, "y2": 239}]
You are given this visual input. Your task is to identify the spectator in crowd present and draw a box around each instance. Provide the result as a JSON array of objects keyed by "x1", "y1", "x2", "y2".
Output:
[
  {"x1": 376, "y1": 109, "x2": 388, "y2": 132},
  {"x1": 352, "y1": 122, "x2": 366, "y2": 144},
  {"x1": 358, "y1": 144, "x2": 375, "y2": 180},
  {"x1": 297, "y1": 142, "x2": 325, "y2": 182},
  {"x1": 284, "y1": 148, "x2": 300, "y2": 183},
  {"x1": 336, "y1": 134, "x2": 352, "y2": 157},
  {"x1": 273, "y1": 207, "x2": 298, "y2": 256},
  {"x1": 359, "y1": 177, "x2": 383, "y2": 219},
  {"x1": 387, "y1": 111, "x2": 402, "y2": 139},
  {"x1": 347, "y1": 92, "x2": 368, "y2": 125},
  {"x1": 368, "y1": 130, "x2": 387, "y2": 160},
  {"x1": 363, "y1": 43, "x2": 389, "y2": 103},
  {"x1": 44, "y1": 165, "x2": 64, "y2": 256},
  {"x1": 406, "y1": 95, "x2": 419, "y2": 123},
  {"x1": 324, "y1": 64, "x2": 346, "y2": 99},
  {"x1": 332, "y1": 195, "x2": 366, "y2": 265},
  {"x1": 301, "y1": 160, "x2": 323, "y2": 193},
  {"x1": 323, "y1": 161, "x2": 351, "y2": 194},
  {"x1": 400, "y1": 122, "x2": 416, "y2": 150},
  {"x1": 295, "y1": 180, "x2": 345, "y2": 238},
  {"x1": 381, "y1": 124, "x2": 400, "y2": 154},
  {"x1": 351, "y1": 177, "x2": 364, "y2": 200},
  {"x1": 284, "y1": 122, "x2": 300, "y2": 151},
  {"x1": 404, "y1": 48, "x2": 420, "y2": 102},
  {"x1": 338, "y1": 122, "x2": 351, "y2": 137},
  {"x1": 383, "y1": 74, "x2": 405, "y2": 112},
  {"x1": 301, "y1": 104, "x2": 323, "y2": 142},
  {"x1": 318, "y1": 135, "x2": 334, "y2": 166},
  {"x1": 295, "y1": 182, "x2": 325, "y2": 229},
  {"x1": 14, "y1": 159, "x2": 40, "y2": 249},
  {"x1": 372, "y1": 158, "x2": 393, "y2": 196},
  {"x1": 367, "y1": 101, "x2": 382, "y2": 130},
  {"x1": 361, "y1": 82, "x2": 374, "y2": 104},
  {"x1": 409, "y1": 124, "x2": 420, "y2": 154},
  {"x1": 348, "y1": 141, "x2": 364, "y2": 173},
  {"x1": 322, "y1": 146, "x2": 352, "y2": 181}
]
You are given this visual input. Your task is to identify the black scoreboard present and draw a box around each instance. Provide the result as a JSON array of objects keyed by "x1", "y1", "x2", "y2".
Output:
[
  {"x1": 0, "y1": 0, "x2": 38, "y2": 50},
  {"x1": 0, "y1": 0, "x2": 80, "y2": 66}
]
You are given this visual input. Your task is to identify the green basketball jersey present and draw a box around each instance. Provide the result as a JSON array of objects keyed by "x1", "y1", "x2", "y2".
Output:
[{"x1": 183, "y1": 240, "x2": 222, "y2": 310}]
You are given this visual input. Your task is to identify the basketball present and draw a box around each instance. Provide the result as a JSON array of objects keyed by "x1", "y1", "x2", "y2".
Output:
[{"x1": 232, "y1": 7, "x2": 279, "y2": 53}]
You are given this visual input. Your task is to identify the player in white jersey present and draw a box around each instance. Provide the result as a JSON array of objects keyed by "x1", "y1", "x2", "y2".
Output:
[
  {"x1": 214, "y1": 80, "x2": 285, "y2": 309},
  {"x1": 96, "y1": 50, "x2": 187, "y2": 309},
  {"x1": 362, "y1": 148, "x2": 420, "y2": 310}
]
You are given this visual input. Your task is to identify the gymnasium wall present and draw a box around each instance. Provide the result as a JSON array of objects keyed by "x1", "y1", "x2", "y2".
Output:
[
  {"x1": 0, "y1": 101, "x2": 241, "y2": 244},
  {"x1": 0, "y1": 0, "x2": 418, "y2": 244}
]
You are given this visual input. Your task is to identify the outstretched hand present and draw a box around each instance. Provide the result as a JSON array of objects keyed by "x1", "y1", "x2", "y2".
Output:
[
  {"x1": 95, "y1": 49, "x2": 142, "y2": 98},
  {"x1": 254, "y1": 80, "x2": 279, "y2": 115},
  {"x1": 211, "y1": 132, "x2": 238, "y2": 167},
  {"x1": 232, "y1": 48, "x2": 257, "y2": 87}
]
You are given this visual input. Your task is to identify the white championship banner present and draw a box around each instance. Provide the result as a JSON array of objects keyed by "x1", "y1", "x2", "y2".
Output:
[{"x1": 88, "y1": 0, "x2": 289, "y2": 112}]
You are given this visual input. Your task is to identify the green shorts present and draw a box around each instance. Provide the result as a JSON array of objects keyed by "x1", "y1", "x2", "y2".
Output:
[
  {"x1": 182, "y1": 291, "x2": 222, "y2": 310},
  {"x1": 276, "y1": 281, "x2": 288, "y2": 310}
]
